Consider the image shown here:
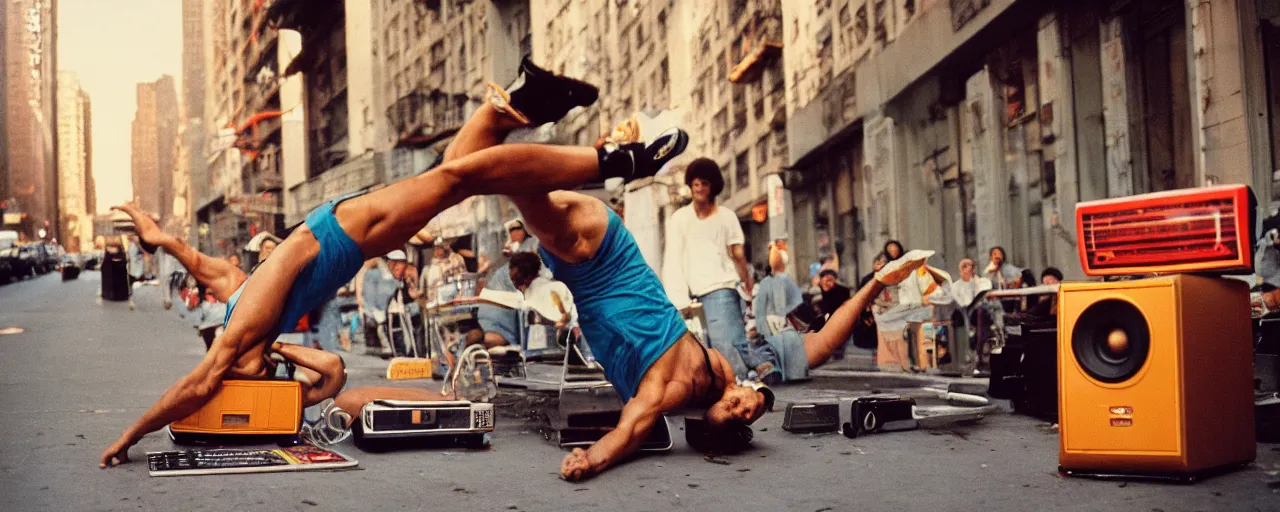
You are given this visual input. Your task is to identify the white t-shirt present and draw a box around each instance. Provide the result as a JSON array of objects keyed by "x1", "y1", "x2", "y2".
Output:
[
  {"x1": 951, "y1": 276, "x2": 993, "y2": 308},
  {"x1": 666, "y1": 205, "x2": 745, "y2": 298}
]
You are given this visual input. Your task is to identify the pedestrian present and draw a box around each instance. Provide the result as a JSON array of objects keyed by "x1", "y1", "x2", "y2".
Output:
[
  {"x1": 355, "y1": 258, "x2": 396, "y2": 357},
  {"x1": 951, "y1": 257, "x2": 993, "y2": 308},
  {"x1": 423, "y1": 240, "x2": 467, "y2": 303},
  {"x1": 883, "y1": 240, "x2": 905, "y2": 261},
  {"x1": 753, "y1": 242, "x2": 806, "y2": 383},
  {"x1": 504, "y1": 219, "x2": 538, "y2": 255},
  {"x1": 983, "y1": 246, "x2": 1023, "y2": 289},
  {"x1": 853, "y1": 254, "x2": 888, "y2": 365},
  {"x1": 384, "y1": 250, "x2": 423, "y2": 356},
  {"x1": 664, "y1": 158, "x2": 758, "y2": 379},
  {"x1": 814, "y1": 269, "x2": 853, "y2": 360}
]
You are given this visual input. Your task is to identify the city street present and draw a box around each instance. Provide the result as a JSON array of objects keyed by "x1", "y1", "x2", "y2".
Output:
[{"x1": 0, "y1": 272, "x2": 1276, "y2": 511}]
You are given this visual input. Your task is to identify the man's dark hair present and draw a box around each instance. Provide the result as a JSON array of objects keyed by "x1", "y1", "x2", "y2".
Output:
[
  {"x1": 818, "y1": 269, "x2": 839, "y2": 279},
  {"x1": 684, "y1": 418, "x2": 754, "y2": 455},
  {"x1": 1041, "y1": 267, "x2": 1064, "y2": 282},
  {"x1": 508, "y1": 252, "x2": 542, "y2": 283},
  {"x1": 684, "y1": 158, "x2": 725, "y2": 197}
]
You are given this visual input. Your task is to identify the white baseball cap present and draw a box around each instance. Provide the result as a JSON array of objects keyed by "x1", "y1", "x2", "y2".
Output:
[{"x1": 385, "y1": 250, "x2": 408, "y2": 262}]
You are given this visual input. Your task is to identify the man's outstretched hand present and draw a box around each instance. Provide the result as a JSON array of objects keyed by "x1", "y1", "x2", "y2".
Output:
[
  {"x1": 560, "y1": 448, "x2": 594, "y2": 482},
  {"x1": 99, "y1": 435, "x2": 136, "y2": 468}
]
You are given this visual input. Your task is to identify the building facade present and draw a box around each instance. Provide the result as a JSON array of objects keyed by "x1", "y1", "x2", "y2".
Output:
[
  {"x1": 182, "y1": 0, "x2": 206, "y2": 246},
  {"x1": 56, "y1": 71, "x2": 92, "y2": 252},
  {"x1": 2, "y1": 0, "x2": 58, "y2": 240},
  {"x1": 185, "y1": 0, "x2": 1280, "y2": 287},
  {"x1": 198, "y1": 0, "x2": 285, "y2": 255},
  {"x1": 775, "y1": 0, "x2": 1280, "y2": 285},
  {"x1": 131, "y1": 76, "x2": 179, "y2": 223}
]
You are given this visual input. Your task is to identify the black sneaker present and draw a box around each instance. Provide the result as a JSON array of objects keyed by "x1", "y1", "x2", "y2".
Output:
[
  {"x1": 489, "y1": 56, "x2": 599, "y2": 126},
  {"x1": 597, "y1": 128, "x2": 689, "y2": 183}
]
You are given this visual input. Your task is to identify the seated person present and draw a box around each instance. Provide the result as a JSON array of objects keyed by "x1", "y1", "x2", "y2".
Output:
[
  {"x1": 466, "y1": 252, "x2": 578, "y2": 352},
  {"x1": 1029, "y1": 267, "x2": 1063, "y2": 317},
  {"x1": 752, "y1": 243, "x2": 806, "y2": 383}
]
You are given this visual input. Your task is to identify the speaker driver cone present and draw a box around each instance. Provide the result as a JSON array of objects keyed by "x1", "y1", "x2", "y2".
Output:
[{"x1": 1071, "y1": 299, "x2": 1150, "y2": 383}]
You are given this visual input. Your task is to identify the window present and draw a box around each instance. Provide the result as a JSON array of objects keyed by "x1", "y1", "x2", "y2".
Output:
[
  {"x1": 735, "y1": 151, "x2": 750, "y2": 191},
  {"x1": 659, "y1": 57, "x2": 669, "y2": 93},
  {"x1": 730, "y1": 0, "x2": 747, "y2": 26},
  {"x1": 756, "y1": 136, "x2": 770, "y2": 168},
  {"x1": 716, "y1": 51, "x2": 726, "y2": 81}
]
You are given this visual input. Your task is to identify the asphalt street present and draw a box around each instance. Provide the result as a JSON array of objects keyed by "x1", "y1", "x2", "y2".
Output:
[{"x1": 0, "y1": 271, "x2": 1277, "y2": 511}]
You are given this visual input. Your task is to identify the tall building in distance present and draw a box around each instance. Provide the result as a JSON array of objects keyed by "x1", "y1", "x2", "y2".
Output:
[
  {"x1": 2, "y1": 0, "x2": 58, "y2": 240},
  {"x1": 82, "y1": 90, "x2": 94, "y2": 216},
  {"x1": 181, "y1": 0, "x2": 205, "y2": 244},
  {"x1": 131, "y1": 75, "x2": 179, "y2": 221},
  {"x1": 56, "y1": 71, "x2": 92, "y2": 252}
]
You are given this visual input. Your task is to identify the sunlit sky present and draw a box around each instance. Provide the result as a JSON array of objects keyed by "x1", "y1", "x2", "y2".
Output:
[{"x1": 58, "y1": 0, "x2": 183, "y2": 214}]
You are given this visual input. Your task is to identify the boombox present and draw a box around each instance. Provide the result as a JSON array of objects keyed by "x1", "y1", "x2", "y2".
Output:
[
  {"x1": 168, "y1": 379, "x2": 303, "y2": 444},
  {"x1": 353, "y1": 400, "x2": 494, "y2": 451},
  {"x1": 1075, "y1": 184, "x2": 1255, "y2": 277},
  {"x1": 842, "y1": 396, "x2": 917, "y2": 438}
]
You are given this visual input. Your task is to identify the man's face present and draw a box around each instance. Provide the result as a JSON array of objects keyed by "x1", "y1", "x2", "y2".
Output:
[
  {"x1": 433, "y1": 246, "x2": 446, "y2": 259},
  {"x1": 389, "y1": 261, "x2": 407, "y2": 280},
  {"x1": 509, "y1": 226, "x2": 526, "y2": 243},
  {"x1": 959, "y1": 259, "x2": 975, "y2": 280},
  {"x1": 819, "y1": 274, "x2": 836, "y2": 292},
  {"x1": 510, "y1": 267, "x2": 534, "y2": 292},
  {"x1": 1042, "y1": 274, "x2": 1061, "y2": 285},
  {"x1": 260, "y1": 240, "x2": 277, "y2": 261},
  {"x1": 990, "y1": 249, "x2": 1004, "y2": 267},
  {"x1": 705, "y1": 385, "x2": 767, "y2": 427},
  {"x1": 690, "y1": 178, "x2": 714, "y2": 203}
]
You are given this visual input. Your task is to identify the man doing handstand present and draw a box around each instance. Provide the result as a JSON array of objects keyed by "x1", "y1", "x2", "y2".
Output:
[{"x1": 99, "y1": 57, "x2": 677, "y2": 468}]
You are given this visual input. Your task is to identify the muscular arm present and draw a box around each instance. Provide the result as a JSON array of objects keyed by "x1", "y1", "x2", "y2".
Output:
[
  {"x1": 729, "y1": 244, "x2": 753, "y2": 295},
  {"x1": 100, "y1": 339, "x2": 238, "y2": 467},
  {"x1": 561, "y1": 391, "x2": 663, "y2": 481}
]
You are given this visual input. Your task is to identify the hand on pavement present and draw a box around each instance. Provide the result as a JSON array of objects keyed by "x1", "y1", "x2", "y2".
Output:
[
  {"x1": 99, "y1": 436, "x2": 136, "y2": 468},
  {"x1": 560, "y1": 448, "x2": 593, "y2": 481}
]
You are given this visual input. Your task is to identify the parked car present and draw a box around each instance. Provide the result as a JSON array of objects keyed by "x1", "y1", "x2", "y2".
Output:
[
  {"x1": 83, "y1": 250, "x2": 103, "y2": 270},
  {"x1": 0, "y1": 252, "x2": 12, "y2": 284},
  {"x1": 20, "y1": 246, "x2": 46, "y2": 274},
  {"x1": 2, "y1": 247, "x2": 34, "y2": 280},
  {"x1": 60, "y1": 254, "x2": 82, "y2": 281}
]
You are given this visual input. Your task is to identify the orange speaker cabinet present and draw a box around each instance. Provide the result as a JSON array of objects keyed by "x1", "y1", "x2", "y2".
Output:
[
  {"x1": 1057, "y1": 274, "x2": 1255, "y2": 481},
  {"x1": 169, "y1": 380, "x2": 303, "y2": 441}
]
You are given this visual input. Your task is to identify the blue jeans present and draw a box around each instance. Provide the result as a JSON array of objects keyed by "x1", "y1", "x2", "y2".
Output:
[{"x1": 698, "y1": 288, "x2": 756, "y2": 379}]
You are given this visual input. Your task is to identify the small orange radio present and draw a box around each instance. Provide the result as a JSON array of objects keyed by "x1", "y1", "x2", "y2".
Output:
[
  {"x1": 168, "y1": 380, "x2": 303, "y2": 444},
  {"x1": 1075, "y1": 184, "x2": 1256, "y2": 277}
]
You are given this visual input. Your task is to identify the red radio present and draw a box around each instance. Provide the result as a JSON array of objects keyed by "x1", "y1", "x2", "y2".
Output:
[{"x1": 1074, "y1": 185, "x2": 1256, "y2": 277}]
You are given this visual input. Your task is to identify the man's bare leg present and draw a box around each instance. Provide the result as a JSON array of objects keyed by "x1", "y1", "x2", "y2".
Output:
[
  {"x1": 801, "y1": 260, "x2": 937, "y2": 369},
  {"x1": 112, "y1": 202, "x2": 246, "y2": 302},
  {"x1": 271, "y1": 342, "x2": 348, "y2": 407}
]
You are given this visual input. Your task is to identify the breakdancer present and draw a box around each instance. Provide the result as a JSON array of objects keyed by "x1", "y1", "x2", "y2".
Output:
[{"x1": 99, "y1": 57, "x2": 664, "y2": 468}]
